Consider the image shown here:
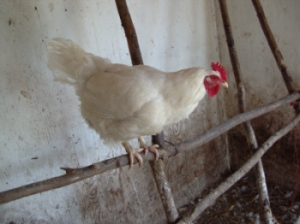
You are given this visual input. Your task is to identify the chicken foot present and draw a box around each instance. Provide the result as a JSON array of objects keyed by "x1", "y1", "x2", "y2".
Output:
[
  {"x1": 138, "y1": 136, "x2": 159, "y2": 159},
  {"x1": 122, "y1": 137, "x2": 159, "y2": 167}
]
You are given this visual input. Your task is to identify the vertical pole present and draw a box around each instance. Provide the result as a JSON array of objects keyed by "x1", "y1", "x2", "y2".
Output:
[
  {"x1": 251, "y1": 0, "x2": 296, "y2": 95},
  {"x1": 115, "y1": 0, "x2": 179, "y2": 222},
  {"x1": 218, "y1": 0, "x2": 277, "y2": 223},
  {"x1": 251, "y1": 0, "x2": 300, "y2": 207},
  {"x1": 115, "y1": 0, "x2": 143, "y2": 65}
]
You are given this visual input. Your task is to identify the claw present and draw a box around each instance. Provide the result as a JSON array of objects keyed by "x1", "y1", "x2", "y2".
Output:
[
  {"x1": 138, "y1": 137, "x2": 160, "y2": 159},
  {"x1": 122, "y1": 140, "x2": 160, "y2": 168},
  {"x1": 129, "y1": 145, "x2": 159, "y2": 167},
  {"x1": 129, "y1": 148, "x2": 145, "y2": 167},
  {"x1": 146, "y1": 144, "x2": 160, "y2": 160}
]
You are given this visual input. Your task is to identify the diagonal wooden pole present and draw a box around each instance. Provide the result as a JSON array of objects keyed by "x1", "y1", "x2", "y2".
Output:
[
  {"x1": 115, "y1": 0, "x2": 179, "y2": 222},
  {"x1": 1, "y1": 93, "x2": 299, "y2": 205},
  {"x1": 115, "y1": 0, "x2": 143, "y2": 65},
  {"x1": 178, "y1": 114, "x2": 300, "y2": 224},
  {"x1": 251, "y1": 0, "x2": 300, "y2": 207},
  {"x1": 218, "y1": 0, "x2": 277, "y2": 223},
  {"x1": 251, "y1": 0, "x2": 296, "y2": 96}
]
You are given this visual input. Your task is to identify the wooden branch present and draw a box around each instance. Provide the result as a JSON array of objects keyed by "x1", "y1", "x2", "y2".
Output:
[
  {"x1": 251, "y1": 0, "x2": 296, "y2": 95},
  {"x1": 115, "y1": 0, "x2": 143, "y2": 65},
  {"x1": 174, "y1": 94, "x2": 299, "y2": 152},
  {"x1": 219, "y1": 1, "x2": 277, "y2": 223},
  {"x1": 218, "y1": 0, "x2": 247, "y2": 118},
  {"x1": 177, "y1": 114, "x2": 300, "y2": 224},
  {"x1": 218, "y1": 0, "x2": 257, "y2": 147},
  {"x1": 255, "y1": 160, "x2": 279, "y2": 224},
  {"x1": 295, "y1": 215, "x2": 300, "y2": 224},
  {"x1": 115, "y1": 0, "x2": 164, "y2": 149},
  {"x1": 251, "y1": 0, "x2": 299, "y2": 218},
  {"x1": 150, "y1": 159, "x2": 179, "y2": 223},
  {"x1": 0, "y1": 93, "x2": 299, "y2": 204},
  {"x1": 115, "y1": 1, "x2": 178, "y2": 222}
]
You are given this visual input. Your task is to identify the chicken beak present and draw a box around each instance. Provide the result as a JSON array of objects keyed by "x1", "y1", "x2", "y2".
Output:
[{"x1": 221, "y1": 81, "x2": 228, "y2": 88}]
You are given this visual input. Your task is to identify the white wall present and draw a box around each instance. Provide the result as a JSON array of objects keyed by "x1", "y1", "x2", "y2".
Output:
[
  {"x1": 214, "y1": 0, "x2": 300, "y2": 185},
  {"x1": 0, "y1": 1, "x2": 226, "y2": 223},
  {"x1": 215, "y1": 0, "x2": 300, "y2": 121}
]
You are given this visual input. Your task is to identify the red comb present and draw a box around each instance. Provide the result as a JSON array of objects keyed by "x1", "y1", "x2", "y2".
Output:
[{"x1": 211, "y1": 62, "x2": 227, "y2": 81}]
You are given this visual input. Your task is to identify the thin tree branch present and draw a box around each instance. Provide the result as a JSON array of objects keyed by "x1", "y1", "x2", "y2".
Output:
[
  {"x1": 251, "y1": 0, "x2": 299, "y2": 111},
  {"x1": 219, "y1": 0, "x2": 257, "y2": 148},
  {"x1": 252, "y1": 0, "x2": 300, "y2": 210},
  {"x1": 174, "y1": 94, "x2": 299, "y2": 153},
  {"x1": 115, "y1": 1, "x2": 178, "y2": 222},
  {"x1": 0, "y1": 93, "x2": 299, "y2": 204},
  {"x1": 115, "y1": 0, "x2": 143, "y2": 65},
  {"x1": 177, "y1": 114, "x2": 300, "y2": 224},
  {"x1": 255, "y1": 160, "x2": 277, "y2": 223},
  {"x1": 149, "y1": 159, "x2": 179, "y2": 223},
  {"x1": 219, "y1": 0, "x2": 277, "y2": 223},
  {"x1": 295, "y1": 214, "x2": 300, "y2": 224}
]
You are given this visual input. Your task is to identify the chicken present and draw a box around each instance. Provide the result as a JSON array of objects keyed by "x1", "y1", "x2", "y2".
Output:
[{"x1": 47, "y1": 38, "x2": 228, "y2": 167}]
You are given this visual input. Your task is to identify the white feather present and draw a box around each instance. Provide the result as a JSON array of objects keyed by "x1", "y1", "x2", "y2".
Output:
[{"x1": 47, "y1": 38, "x2": 212, "y2": 143}]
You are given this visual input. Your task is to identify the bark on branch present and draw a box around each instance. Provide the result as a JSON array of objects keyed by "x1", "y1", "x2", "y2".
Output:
[
  {"x1": 251, "y1": 0, "x2": 297, "y2": 98},
  {"x1": 219, "y1": 0, "x2": 277, "y2": 223},
  {"x1": 175, "y1": 93, "x2": 299, "y2": 152},
  {"x1": 115, "y1": 0, "x2": 143, "y2": 65},
  {"x1": 178, "y1": 114, "x2": 300, "y2": 224},
  {"x1": 115, "y1": 1, "x2": 178, "y2": 222},
  {"x1": 0, "y1": 93, "x2": 299, "y2": 204},
  {"x1": 149, "y1": 159, "x2": 179, "y2": 223},
  {"x1": 252, "y1": 0, "x2": 300, "y2": 210}
]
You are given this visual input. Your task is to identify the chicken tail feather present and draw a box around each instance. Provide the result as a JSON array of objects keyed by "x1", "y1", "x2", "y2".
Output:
[{"x1": 47, "y1": 38, "x2": 110, "y2": 93}]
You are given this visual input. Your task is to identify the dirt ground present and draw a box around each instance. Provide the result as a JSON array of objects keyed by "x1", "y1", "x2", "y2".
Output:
[{"x1": 178, "y1": 173, "x2": 300, "y2": 224}]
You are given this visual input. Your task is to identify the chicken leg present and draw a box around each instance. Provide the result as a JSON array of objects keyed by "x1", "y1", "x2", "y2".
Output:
[{"x1": 122, "y1": 137, "x2": 159, "y2": 167}]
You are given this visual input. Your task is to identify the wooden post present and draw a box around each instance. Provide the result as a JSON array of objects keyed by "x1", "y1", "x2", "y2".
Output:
[
  {"x1": 251, "y1": 0, "x2": 300, "y2": 209},
  {"x1": 115, "y1": 0, "x2": 179, "y2": 222},
  {"x1": 178, "y1": 114, "x2": 300, "y2": 224},
  {"x1": 115, "y1": 0, "x2": 143, "y2": 65},
  {"x1": 251, "y1": 0, "x2": 296, "y2": 95},
  {"x1": 218, "y1": 0, "x2": 277, "y2": 223}
]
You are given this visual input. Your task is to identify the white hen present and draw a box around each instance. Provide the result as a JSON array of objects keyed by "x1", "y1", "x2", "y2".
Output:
[{"x1": 47, "y1": 38, "x2": 228, "y2": 166}]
